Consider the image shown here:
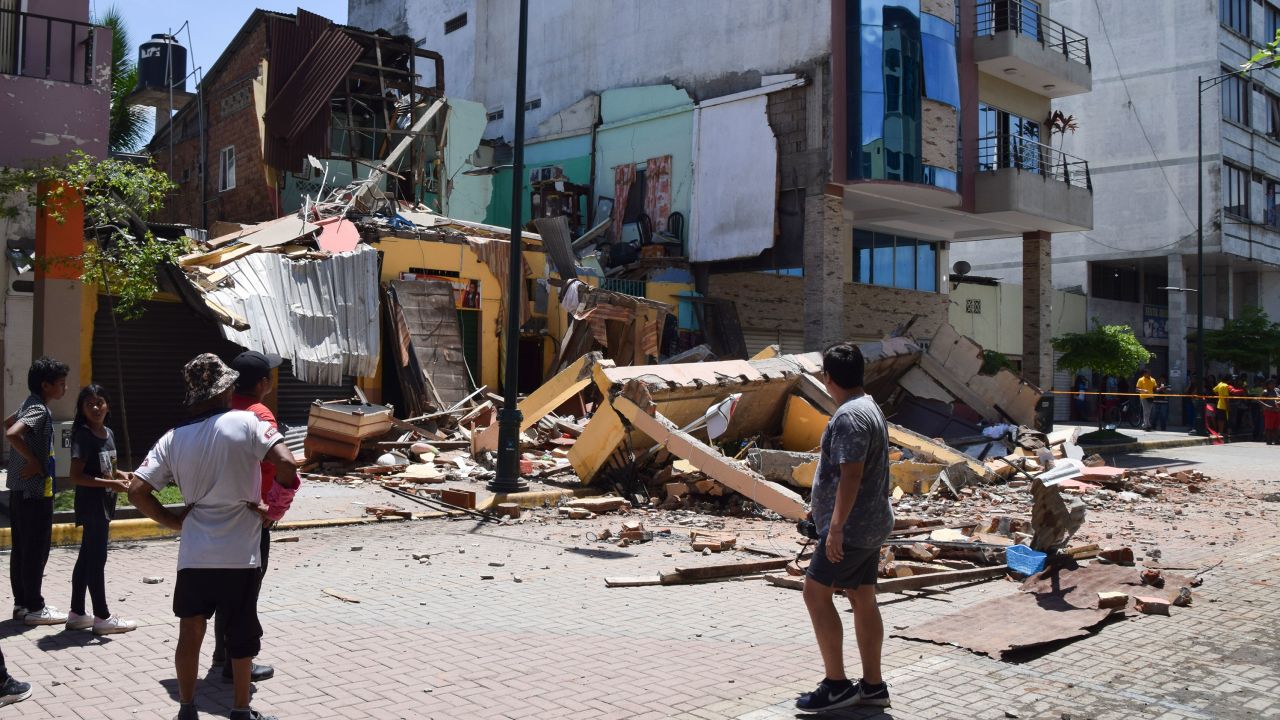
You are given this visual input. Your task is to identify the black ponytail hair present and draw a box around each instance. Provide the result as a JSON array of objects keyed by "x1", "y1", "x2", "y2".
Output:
[{"x1": 72, "y1": 384, "x2": 111, "y2": 435}]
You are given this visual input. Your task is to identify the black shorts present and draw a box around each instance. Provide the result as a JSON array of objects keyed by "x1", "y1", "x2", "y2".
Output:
[
  {"x1": 805, "y1": 538, "x2": 880, "y2": 590},
  {"x1": 174, "y1": 568, "x2": 262, "y2": 659}
]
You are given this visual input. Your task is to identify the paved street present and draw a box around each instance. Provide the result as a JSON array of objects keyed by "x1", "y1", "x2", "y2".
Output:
[{"x1": 2, "y1": 443, "x2": 1277, "y2": 720}]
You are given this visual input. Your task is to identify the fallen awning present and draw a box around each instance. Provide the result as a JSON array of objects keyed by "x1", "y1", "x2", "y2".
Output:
[{"x1": 192, "y1": 244, "x2": 381, "y2": 385}]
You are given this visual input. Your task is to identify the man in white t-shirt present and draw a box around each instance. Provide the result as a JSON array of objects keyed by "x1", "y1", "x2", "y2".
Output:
[{"x1": 129, "y1": 353, "x2": 298, "y2": 720}]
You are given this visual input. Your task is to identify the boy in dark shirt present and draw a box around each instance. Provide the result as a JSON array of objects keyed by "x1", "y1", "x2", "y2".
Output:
[
  {"x1": 797, "y1": 344, "x2": 893, "y2": 712},
  {"x1": 4, "y1": 356, "x2": 69, "y2": 626}
]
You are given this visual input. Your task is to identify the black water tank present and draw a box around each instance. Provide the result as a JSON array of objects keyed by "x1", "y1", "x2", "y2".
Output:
[{"x1": 135, "y1": 34, "x2": 187, "y2": 94}]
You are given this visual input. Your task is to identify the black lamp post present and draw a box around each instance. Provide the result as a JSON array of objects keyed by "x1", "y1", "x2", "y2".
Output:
[
  {"x1": 1194, "y1": 69, "x2": 1252, "y2": 433},
  {"x1": 489, "y1": 0, "x2": 531, "y2": 493}
]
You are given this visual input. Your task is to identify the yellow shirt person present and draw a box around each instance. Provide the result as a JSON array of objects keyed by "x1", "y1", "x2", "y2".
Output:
[
  {"x1": 1136, "y1": 375, "x2": 1157, "y2": 397},
  {"x1": 1214, "y1": 381, "x2": 1233, "y2": 413}
]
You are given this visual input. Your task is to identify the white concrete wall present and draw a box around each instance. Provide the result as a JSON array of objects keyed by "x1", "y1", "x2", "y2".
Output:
[{"x1": 349, "y1": 0, "x2": 831, "y2": 141}]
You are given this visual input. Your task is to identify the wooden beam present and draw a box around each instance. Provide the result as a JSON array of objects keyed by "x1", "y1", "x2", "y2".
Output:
[
  {"x1": 875, "y1": 564, "x2": 1007, "y2": 593},
  {"x1": 673, "y1": 558, "x2": 792, "y2": 580},
  {"x1": 887, "y1": 422, "x2": 993, "y2": 482},
  {"x1": 611, "y1": 395, "x2": 807, "y2": 520},
  {"x1": 472, "y1": 352, "x2": 603, "y2": 453}
]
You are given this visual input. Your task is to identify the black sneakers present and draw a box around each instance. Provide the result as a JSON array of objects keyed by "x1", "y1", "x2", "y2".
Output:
[
  {"x1": 222, "y1": 661, "x2": 275, "y2": 682},
  {"x1": 174, "y1": 703, "x2": 199, "y2": 720},
  {"x1": 0, "y1": 675, "x2": 32, "y2": 707},
  {"x1": 851, "y1": 679, "x2": 892, "y2": 707},
  {"x1": 796, "y1": 678, "x2": 891, "y2": 712}
]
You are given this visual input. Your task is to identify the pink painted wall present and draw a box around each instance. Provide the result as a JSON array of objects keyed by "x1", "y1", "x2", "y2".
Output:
[{"x1": 0, "y1": 0, "x2": 110, "y2": 166}]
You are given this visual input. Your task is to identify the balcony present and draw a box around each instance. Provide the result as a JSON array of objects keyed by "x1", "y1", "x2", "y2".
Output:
[
  {"x1": 972, "y1": 133, "x2": 1093, "y2": 232},
  {"x1": 974, "y1": 0, "x2": 1091, "y2": 98},
  {"x1": 0, "y1": 7, "x2": 101, "y2": 85}
]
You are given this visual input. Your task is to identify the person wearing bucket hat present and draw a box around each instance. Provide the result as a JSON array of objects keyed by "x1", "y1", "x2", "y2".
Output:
[
  {"x1": 128, "y1": 353, "x2": 299, "y2": 720},
  {"x1": 207, "y1": 351, "x2": 293, "y2": 683}
]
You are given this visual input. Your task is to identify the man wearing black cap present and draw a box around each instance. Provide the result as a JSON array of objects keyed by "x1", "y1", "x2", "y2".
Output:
[
  {"x1": 208, "y1": 351, "x2": 294, "y2": 683},
  {"x1": 129, "y1": 353, "x2": 298, "y2": 720}
]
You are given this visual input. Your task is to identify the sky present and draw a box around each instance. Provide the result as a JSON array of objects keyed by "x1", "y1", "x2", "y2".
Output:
[{"x1": 105, "y1": 0, "x2": 350, "y2": 146}]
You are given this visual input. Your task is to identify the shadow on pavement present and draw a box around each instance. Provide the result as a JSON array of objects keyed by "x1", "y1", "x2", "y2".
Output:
[{"x1": 34, "y1": 630, "x2": 115, "y2": 651}]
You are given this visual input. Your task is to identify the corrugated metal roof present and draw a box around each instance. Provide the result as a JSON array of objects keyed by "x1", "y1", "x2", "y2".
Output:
[
  {"x1": 203, "y1": 244, "x2": 381, "y2": 385},
  {"x1": 263, "y1": 9, "x2": 361, "y2": 173}
]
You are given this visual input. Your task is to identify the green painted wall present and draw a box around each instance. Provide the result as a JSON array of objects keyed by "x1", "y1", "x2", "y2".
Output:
[
  {"x1": 594, "y1": 85, "x2": 694, "y2": 244},
  {"x1": 482, "y1": 133, "x2": 593, "y2": 230}
]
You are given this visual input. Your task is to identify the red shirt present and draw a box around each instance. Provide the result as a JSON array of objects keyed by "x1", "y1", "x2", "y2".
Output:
[{"x1": 232, "y1": 393, "x2": 277, "y2": 497}]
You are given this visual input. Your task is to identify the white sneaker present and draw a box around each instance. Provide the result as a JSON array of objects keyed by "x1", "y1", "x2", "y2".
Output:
[
  {"x1": 24, "y1": 605, "x2": 68, "y2": 626},
  {"x1": 92, "y1": 615, "x2": 137, "y2": 635},
  {"x1": 65, "y1": 611, "x2": 94, "y2": 631},
  {"x1": 10, "y1": 606, "x2": 26, "y2": 621}
]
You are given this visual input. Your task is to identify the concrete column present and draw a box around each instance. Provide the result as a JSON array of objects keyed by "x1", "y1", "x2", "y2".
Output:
[
  {"x1": 1021, "y1": 231, "x2": 1053, "y2": 390},
  {"x1": 803, "y1": 190, "x2": 848, "y2": 350},
  {"x1": 1166, "y1": 254, "x2": 1188, "y2": 425},
  {"x1": 33, "y1": 183, "x2": 84, "y2": 419}
]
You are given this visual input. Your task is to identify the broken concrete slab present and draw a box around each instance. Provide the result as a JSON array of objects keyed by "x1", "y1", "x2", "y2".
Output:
[
  {"x1": 612, "y1": 386, "x2": 807, "y2": 520},
  {"x1": 748, "y1": 449, "x2": 819, "y2": 485},
  {"x1": 564, "y1": 496, "x2": 631, "y2": 513}
]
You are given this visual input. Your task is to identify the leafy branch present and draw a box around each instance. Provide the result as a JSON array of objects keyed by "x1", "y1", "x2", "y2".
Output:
[
  {"x1": 0, "y1": 150, "x2": 183, "y2": 319},
  {"x1": 1246, "y1": 29, "x2": 1280, "y2": 71},
  {"x1": 1052, "y1": 319, "x2": 1152, "y2": 378}
]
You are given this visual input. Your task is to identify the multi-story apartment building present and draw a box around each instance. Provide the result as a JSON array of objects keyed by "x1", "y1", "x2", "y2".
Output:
[
  {"x1": 956, "y1": 0, "x2": 1280, "y2": 399},
  {"x1": 348, "y1": 0, "x2": 1093, "y2": 389},
  {"x1": 0, "y1": 0, "x2": 111, "y2": 420}
]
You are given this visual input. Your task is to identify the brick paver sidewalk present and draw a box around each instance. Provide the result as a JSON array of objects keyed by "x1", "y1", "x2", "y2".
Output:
[{"x1": 2, "y1": 467, "x2": 1278, "y2": 719}]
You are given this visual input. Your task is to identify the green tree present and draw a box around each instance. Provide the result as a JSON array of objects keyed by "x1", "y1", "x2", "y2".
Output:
[
  {"x1": 981, "y1": 350, "x2": 1013, "y2": 375},
  {"x1": 97, "y1": 6, "x2": 149, "y2": 154},
  {"x1": 0, "y1": 150, "x2": 182, "y2": 320},
  {"x1": 1203, "y1": 307, "x2": 1280, "y2": 372},
  {"x1": 1052, "y1": 320, "x2": 1152, "y2": 378}
]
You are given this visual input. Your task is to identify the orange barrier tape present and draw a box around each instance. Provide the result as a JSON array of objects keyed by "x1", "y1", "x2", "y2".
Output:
[{"x1": 1048, "y1": 389, "x2": 1280, "y2": 401}]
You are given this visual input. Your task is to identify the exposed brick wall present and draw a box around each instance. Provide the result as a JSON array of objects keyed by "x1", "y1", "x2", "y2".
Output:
[
  {"x1": 150, "y1": 23, "x2": 274, "y2": 227},
  {"x1": 709, "y1": 271, "x2": 949, "y2": 345}
]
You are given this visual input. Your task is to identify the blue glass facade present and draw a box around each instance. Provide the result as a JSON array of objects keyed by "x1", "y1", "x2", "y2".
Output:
[{"x1": 847, "y1": 0, "x2": 960, "y2": 190}]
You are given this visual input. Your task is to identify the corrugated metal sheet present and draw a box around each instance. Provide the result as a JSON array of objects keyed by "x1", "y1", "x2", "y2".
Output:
[
  {"x1": 264, "y1": 9, "x2": 360, "y2": 172},
  {"x1": 204, "y1": 245, "x2": 381, "y2": 386}
]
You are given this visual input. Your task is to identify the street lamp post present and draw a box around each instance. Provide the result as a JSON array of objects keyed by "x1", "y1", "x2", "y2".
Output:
[
  {"x1": 1194, "y1": 69, "x2": 1248, "y2": 434},
  {"x1": 489, "y1": 0, "x2": 531, "y2": 494}
]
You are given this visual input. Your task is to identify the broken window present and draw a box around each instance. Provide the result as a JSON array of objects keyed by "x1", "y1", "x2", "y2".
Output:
[{"x1": 218, "y1": 146, "x2": 236, "y2": 192}]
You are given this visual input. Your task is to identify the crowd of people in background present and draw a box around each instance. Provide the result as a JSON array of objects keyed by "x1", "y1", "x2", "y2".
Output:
[{"x1": 1069, "y1": 368, "x2": 1280, "y2": 443}]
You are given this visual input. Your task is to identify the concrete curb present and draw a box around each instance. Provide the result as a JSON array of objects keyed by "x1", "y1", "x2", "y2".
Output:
[
  {"x1": 0, "y1": 488, "x2": 605, "y2": 549},
  {"x1": 1081, "y1": 436, "x2": 1212, "y2": 455},
  {"x1": 0, "y1": 515, "x2": 384, "y2": 551}
]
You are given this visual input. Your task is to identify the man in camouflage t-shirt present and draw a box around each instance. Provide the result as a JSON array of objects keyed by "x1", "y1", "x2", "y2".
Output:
[{"x1": 795, "y1": 343, "x2": 893, "y2": 713}]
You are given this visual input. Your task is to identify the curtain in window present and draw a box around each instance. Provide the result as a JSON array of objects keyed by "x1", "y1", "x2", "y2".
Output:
[
  {"x1": 611, "y1": 163, "x2": 635, "y2": 243},
  {"x1": 644, "y1": 155, "x2": 672, "y2": 232}
]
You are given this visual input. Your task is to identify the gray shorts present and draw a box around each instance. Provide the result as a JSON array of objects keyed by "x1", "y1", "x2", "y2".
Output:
[{"x1": 805, "y1": 537, "x2": 880, "y2": 590}]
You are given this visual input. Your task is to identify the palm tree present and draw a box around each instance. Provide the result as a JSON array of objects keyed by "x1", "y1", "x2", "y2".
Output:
[{"x1": 97, "y1": 6, "x2": 149, "y2": 154}]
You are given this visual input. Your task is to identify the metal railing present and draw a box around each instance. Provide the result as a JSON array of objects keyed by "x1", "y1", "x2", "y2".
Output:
[
  {"x1": 975, "y1": 0, "x2": 1091, "y2": 68},
  {"x1": 600, "y1": 277, "x2": 647, "y2": 298},
  {"x1": 976, "y1": 134, "x2": 1092, "y2": 191},
  {"x1": 0, "y1": 7, "x2": 98, "y2": 84}
]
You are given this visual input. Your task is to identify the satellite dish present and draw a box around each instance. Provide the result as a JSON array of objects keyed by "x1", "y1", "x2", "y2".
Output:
[{"x1": 952, "y1": 260, "x2": 972, "y2": 276}]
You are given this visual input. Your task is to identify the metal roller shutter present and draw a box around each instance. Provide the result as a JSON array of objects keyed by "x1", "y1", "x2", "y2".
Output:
[
  {"x1": 273, "y1": 361, "x2": 356, "y2": 430},
  {"x1": 91, "y1": 299, "x2": 241, "y2": 468},
  {"x1": 1053, "y1": 350, "x2": 1071, "y2": 423},
  {"x1": 741, "y1": 327, "x2": 806, "y2": 358}
]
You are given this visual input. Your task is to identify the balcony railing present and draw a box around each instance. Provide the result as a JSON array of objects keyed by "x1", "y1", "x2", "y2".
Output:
[
  {"x1": 0, "y1": 7, "x2": 99, "y2": 85},
  {"x1": 977, "y1": 134, "x2": 1092, "y2": 191},
  {"x1": 976, "y1": 0, "x2": 1091, "y2": 68}
]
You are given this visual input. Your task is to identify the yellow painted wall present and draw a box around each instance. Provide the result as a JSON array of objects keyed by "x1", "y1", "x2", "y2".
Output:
[
  {"x1": 947, "y1": 281, "x2": 1089, "y2": 358},
  {"x1": 375, "y1": 237, "x2": 549, "y2": 393}
]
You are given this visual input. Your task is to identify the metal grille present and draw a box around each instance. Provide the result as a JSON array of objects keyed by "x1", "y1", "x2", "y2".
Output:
[{"x1": 976, "y1": 134, "x2": 1092, "y2": 191}]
